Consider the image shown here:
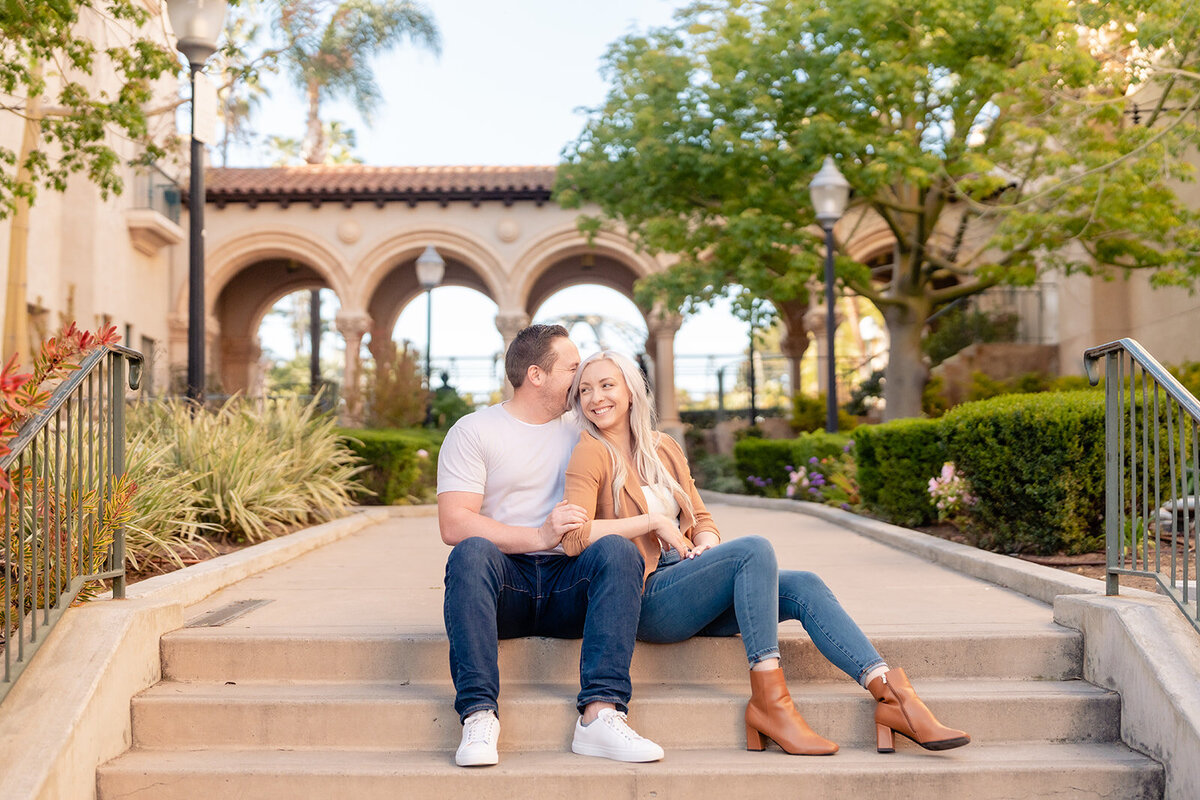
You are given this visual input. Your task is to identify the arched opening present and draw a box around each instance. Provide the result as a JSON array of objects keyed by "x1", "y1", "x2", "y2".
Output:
[
  {"x1": 211, "y1": 258, "x2": 339, "y2": 396},
  {"x1": 257, "y1": 288, "x2": 342, "y2": 400},
  {"x1": 392, "y1": 286, "x2": 504, "y2": 406}
]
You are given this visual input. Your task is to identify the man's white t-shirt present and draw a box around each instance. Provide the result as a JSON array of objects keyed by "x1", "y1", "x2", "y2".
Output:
[{"x1": 437, "y1": 403, "x2": 580, "y2": 554}]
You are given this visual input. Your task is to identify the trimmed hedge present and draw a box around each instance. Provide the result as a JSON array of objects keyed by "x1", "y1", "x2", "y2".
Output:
[
  {"x1": 339, "y1": 428, "x2": 443, "y2": 505},
  {"x1": 943, "y1": 391, "x2": 1105, "y2": 555},
  {"x1": 735, "y1": 432, "x2": 851, "y2": 496},
  {"x1": 854, "y1": 418, "x2": 946, "y2": 527}
]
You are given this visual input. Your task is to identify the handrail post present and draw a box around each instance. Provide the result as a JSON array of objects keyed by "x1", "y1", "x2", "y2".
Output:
[
  {"x1": 1104, "y1": 351, "x2": 1120, "y2": 596},
  {"x1": 111, "y1": 351, "x2": 126, "y2": 600}
]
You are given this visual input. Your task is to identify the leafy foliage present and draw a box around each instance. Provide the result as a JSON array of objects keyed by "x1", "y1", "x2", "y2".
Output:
[
  {"x1": 854, "y1": 418, "x2": 946, "y2": 526},
  {"x1": 341, "y1": 427, "x2": 441, "y2": 505},
  {"x1": 735, "y1": 432, "x2": 850, "y2": 491},
  {"x1": 943, "y1": 391, "x2": 1106, "y2": 555},
  {"x1": 0, "y1": 323, "x2": 133, "y2": 639},
  {"x1": 364, "y1": 341, "x2": 428, "y2": 428},
  {"x1": 924, "y1": 308, "x2": 1020, "y2": 367},
  {"x1": 273, "y1": 0, "x2": 440, "y2": 163},
  {"x1": 0, "y1": 0, "x2": 179, "y2": 216},
  {"x1": 558, "y1": 0, "x2": 1200, "y2": 418},
  {"x1": 791, "y1": 393, "x2": 856, "y2": 433}
]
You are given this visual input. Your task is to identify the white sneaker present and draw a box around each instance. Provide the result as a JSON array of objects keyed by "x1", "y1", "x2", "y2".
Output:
[
  {"x1": 455, "y1": 710, "x2": 500, "y2": 767},
  {"x1": 571, "y1": 708, "x2": 664, "y2": 762}
]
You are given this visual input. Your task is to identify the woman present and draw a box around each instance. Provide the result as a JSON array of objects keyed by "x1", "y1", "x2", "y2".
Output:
[{"x1": 560, "y1": 351, "x2": 970, "y2": 756}]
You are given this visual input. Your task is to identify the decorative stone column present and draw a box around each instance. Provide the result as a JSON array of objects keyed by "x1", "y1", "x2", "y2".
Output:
[
  {"x1": 336, "y1": 309, "x2": 373, "y2": 426},
  {"x1": 167, "y1": 313, "x2": 188, "y2": 391},
  {"x1": 494, "y1": 311, "x2": 530, "y2": 398},
  {"x1": 778, "y1": 299, "x2": 811, "y2": 398},
  {"x1": 219, "y1": 336, "x2": 261, "y2": 397},
  {"x1": 205, "y1": 314, "x2": 221, "y2": 393},
  {"x1": 646, "y1": 310, "x2": 683, "y2": 444},
  {"x1": 807, "y1": 304, "x2": 842, "y2": 396}
]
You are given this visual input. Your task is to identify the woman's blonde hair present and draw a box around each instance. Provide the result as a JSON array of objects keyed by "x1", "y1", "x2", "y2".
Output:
[{"x1": 570, "y1": 351, "x2": 694, "y2": 520}]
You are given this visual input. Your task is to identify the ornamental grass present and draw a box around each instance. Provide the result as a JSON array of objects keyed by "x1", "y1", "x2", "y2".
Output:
[{"x1": 128, "y1": 396, "x2": 364, "y2": 546}]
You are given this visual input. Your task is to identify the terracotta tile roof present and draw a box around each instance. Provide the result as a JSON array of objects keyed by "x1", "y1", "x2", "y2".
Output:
[{"x1": 204, "y1": 165, "x2": 558, "y2": 206}]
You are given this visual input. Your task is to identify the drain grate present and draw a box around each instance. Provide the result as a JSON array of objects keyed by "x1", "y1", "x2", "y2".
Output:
[{"x1": 184, "y1": 598, "x2": 273, "y2": 628}]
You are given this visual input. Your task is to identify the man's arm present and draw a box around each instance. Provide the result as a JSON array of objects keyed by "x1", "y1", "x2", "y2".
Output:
[{"x1": 438, "y1": 491, "x2": 587, "y2": 554}]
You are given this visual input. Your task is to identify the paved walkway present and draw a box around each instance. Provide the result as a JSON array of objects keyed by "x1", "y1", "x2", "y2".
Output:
[{"x1": 181, "y1": 502, "x2": 1058, "y2": 638}]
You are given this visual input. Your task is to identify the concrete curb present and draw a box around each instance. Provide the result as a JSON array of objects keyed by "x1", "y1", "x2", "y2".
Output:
[
  {"x1": 0, "y1": 507, "x2": 388, "y2": 800},
  {"x1": 700, "y1": 491, "x2": 1159, "y2": 604}
]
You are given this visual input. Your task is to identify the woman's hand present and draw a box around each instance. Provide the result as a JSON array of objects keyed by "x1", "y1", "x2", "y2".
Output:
[
  {"x1": 689, "y1": 531, "x2": 719, "y2": 558},
  {"x1": 647, "y1": 512, "x2": 694, "y2": 559}
]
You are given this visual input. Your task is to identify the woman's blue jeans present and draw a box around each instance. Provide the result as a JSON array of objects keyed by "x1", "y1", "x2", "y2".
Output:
[
  {"x1": 637, "y1": 535, "x2": 886, "y2": 685},
  {"x1": 443, "y1": 535, "x2": 645, "y2": 722}
]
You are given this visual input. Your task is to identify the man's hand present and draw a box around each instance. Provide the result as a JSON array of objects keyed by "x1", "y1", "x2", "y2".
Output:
[{"x1": 538, "y1": 500, "x2": 588, "y2": 550}]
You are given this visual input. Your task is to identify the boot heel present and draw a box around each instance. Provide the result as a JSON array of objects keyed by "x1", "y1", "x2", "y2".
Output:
[
  {"x1": 746, "y1": 723, "x2": 767, "y2": 751},
  {"x1": 876, "y1": 723, "x2": 895, "y2": 753}
]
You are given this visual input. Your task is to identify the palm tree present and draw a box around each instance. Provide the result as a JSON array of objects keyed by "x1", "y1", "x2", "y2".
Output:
[
  {"x1": 268, "y1": 121, "x2": 363, "y2": 165},
  {"x1": 274, "y1": 0, "x2": 440, "y2": 164}
]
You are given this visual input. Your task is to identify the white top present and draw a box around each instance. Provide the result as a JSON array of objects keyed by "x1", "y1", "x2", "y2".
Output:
[
  {"x1": 437, "y1": 403, "x2": 580, "y2": 554},
  {"x1": 642, "y1": 483, "x2": 680, "y2": 553},
  {"x1": 641, "y1": 483, "x2": 680, "y2": 520}
]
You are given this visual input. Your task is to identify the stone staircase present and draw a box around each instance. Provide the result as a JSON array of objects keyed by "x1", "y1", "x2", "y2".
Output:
[{"x1": 97, "y1": 621, "x2": 1164, "y2": 798}]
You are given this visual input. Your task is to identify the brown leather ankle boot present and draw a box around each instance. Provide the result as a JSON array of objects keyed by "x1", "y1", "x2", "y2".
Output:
[
  {"x1": 745, "y1": 668, "x2": 838, "y2": 755},
  {"x1": 867, "y1": 667, "x2": 970, "y2": 753}
]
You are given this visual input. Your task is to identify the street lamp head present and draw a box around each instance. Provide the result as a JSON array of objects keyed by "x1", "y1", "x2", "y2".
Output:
[
  {"x1": 167, "y1": 0, "x2": 229, "y2": 68},
  {"x1": 809, "y1": 155, "x2": 850, "y2": 229},
  {"x1": 415, "y1": 245, "x2": 446, "y2": 290}
]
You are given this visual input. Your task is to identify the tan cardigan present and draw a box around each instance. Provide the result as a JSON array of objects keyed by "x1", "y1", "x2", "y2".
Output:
[{"x1": 562, "y1": 431, "x2": 721, "y2": 586}]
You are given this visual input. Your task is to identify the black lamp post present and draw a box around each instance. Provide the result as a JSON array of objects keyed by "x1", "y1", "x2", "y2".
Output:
[
  {"x1": 167, "y1": 0, "x2": 228, "y2": 403},
  {"x1": 415, "y1": 246, "x2": 445, "y2": 426},
  {"x1": 808, "y1": 156, "x2": 850, "y2": 434}
]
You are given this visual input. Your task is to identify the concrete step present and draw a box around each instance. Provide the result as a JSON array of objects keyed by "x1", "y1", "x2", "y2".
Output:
[
  {"x1": 130, "y1": 678, "x2": 1120, "y2": 751},
  {"x1": 160, "y1": 624, "x2": 1083, "y2": 683},
  {"x1": 96, "y1": 742, "x2": 1164, "y2": 800}
]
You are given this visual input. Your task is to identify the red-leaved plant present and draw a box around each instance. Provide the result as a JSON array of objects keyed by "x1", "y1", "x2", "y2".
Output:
[
  {"x1": 0, "y1": 323, "x2": 120, "y2": 492},
  {"x1": 2, "y1": 323, "x2": 130, "y2": 641}
]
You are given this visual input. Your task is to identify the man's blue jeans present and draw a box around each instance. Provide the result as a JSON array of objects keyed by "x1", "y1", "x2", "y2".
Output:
[
  {"x1": 637, "y1": 536, "x2": 886, "y2": 686},
  {"x1": 443, "y1": 535, "x2": 645, "y2": 722}
]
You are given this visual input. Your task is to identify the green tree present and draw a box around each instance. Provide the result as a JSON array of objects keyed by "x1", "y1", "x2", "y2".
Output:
[
  {"x1": 268, "y1": 121, "x2": 363, "y2": 165},
  {"x1": 557, "y1": 0, "x2": 1200, "y2": 419},
  {"x1": 0, "y1": 0, "x2": 178, "y2": 216},
  {"x1": 2, "y1": 0, "x2": 180, "y2": 360},
  {"x1": 214, "y1": 0, "x2": 272, "y2": 166},
  {"x1": 273, "y1": 0, "x2": 440, "y2": 164}
]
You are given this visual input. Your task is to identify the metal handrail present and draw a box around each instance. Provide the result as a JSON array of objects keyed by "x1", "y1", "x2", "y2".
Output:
[
  {"x1": 1084, "y1": 338, "x2": 1199, "y2": 633},
  {"x1": 0, "y1": 345, "x2": 143, "y2": 702}
]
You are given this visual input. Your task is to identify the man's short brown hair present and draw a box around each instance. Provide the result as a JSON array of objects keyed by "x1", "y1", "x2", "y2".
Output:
[{"x1": 505, "y1": 324, "x2": 570, "y2": 388}]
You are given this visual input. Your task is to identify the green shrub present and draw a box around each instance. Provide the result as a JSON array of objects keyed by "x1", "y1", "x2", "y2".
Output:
[
  {"x1": 943, "y1": 391, "x2": 1105, "y2": 555},
  {"x1": 923, "y1": 375, "x2": 951, "y2": 418},
  {"x1": 1171, "y1": 361, "x2": 1200, "y2": 399},
  {"x1": 365, "y1": 343, "x2": 428, "y2": 428},
  {"x1": 692, "y1": 453, "x2": 744, "y2": 494},
  {"x1": 854, "y1": 418, "x2": 946, "y2": 526},
  {"x1": 341, "y1": 427, "x2": 442, "y2": 505},
  {"x1": 791, "y1": 393, "x2": 856, "y2": 433},
  {"x1": 735, "y1": 432, "x2": 850, "y2": 497}
]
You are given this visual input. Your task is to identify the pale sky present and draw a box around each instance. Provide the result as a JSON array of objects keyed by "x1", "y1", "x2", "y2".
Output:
[{"x1": 246, "y1": 0, "x2": 755, "y2": 398}]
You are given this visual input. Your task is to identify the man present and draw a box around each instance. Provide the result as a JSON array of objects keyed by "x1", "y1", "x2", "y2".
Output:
[{"x1": 437, "y1": 323, "x2": 662, "y2": 767}]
